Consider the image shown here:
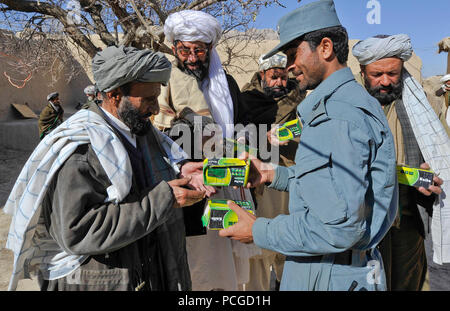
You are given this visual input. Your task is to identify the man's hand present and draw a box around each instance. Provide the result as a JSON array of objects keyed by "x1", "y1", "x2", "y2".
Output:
[
  {"x1": 218, "y1": 201, "x2": 256, "y2": 244},
  {"x1": 179, "y1": 161, "x2": 216, "y2": 197},
  {"x1": 168, "y1": 177, "x2": 206, "y2": 208},
  {"x1": 416, "y1": 163, "x2": 444, "y2": 196},
  {"x1": 239, "y1": 152, "x2": 275, "y2": 188},
  {"x1": 267, "y1": 126, "x2": 289, "y2": 146}
]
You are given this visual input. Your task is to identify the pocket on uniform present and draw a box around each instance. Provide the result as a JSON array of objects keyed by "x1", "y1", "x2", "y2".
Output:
[{"x1": 295, "y1": 153, "x2": 348, "y2": 225}]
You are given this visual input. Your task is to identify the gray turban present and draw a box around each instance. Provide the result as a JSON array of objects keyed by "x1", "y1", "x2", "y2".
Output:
[
  {"x1": 92, "y1": 46, "x2": 172, "y2": 92},
  {"x1": 352, "y1": 34, "x2": 413, "y2": 66}
]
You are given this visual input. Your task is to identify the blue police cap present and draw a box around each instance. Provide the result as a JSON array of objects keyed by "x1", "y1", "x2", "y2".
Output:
[{"x1": 264, "y1": 0, "x2": 342, "y2": 59}]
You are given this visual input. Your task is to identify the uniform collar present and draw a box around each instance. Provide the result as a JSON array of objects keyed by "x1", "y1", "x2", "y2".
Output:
[{"x1": 298, "y1": 67, "x2": 355, "y2": 126}]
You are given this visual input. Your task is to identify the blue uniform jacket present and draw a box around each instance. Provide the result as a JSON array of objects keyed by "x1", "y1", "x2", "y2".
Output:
[{"x1": 252, "y1": 68, "x2": 398, "y2": 291}]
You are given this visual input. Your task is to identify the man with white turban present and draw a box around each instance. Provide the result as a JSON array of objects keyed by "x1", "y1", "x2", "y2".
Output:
[
  {"x1": 154, "y1": 10, "x2": 259, "y2": 291},
  {"x1": 435, "y1": 74, "x2": 450, "y2": 126},
  {"x1": 238, "y1": 53, "x2": 305, "y2": 290},
  {"x1": 4, "y1": 45, "x2": 208, "y2": 291},
  {"x1": 79, "y1": 84, "x2": 99, "y2": 109},
  {"x1": 353, "y1": 34, "x2": 447, "y2": 291}
]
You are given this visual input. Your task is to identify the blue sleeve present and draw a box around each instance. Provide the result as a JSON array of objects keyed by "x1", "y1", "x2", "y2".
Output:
[
  {"x1": 268, "y1": 164, "x2": 296, "y2": 192},
  {"x1": 253, "y1": 118, "x2": 374, "y2": 256}
]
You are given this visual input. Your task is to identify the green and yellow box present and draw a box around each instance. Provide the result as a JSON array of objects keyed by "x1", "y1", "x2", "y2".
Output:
[
  {"x1": 203, "y1": 158, "x2": 251, "y2": 187},
  {"x1": 396, "y1": 165, "x2": 434, "y2": 189},
  {"x1": 276, "y1": 119, "x2": 302, "y2": 142},
  {"x1": 202, "y1": 199, "x2": 254, "y2": 230}
]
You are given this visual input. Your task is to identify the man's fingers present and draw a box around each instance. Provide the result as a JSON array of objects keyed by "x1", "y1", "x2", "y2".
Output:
[
  {"x1": 218, "y1": 225, "x2": 235, "y2": 238},
  {"x1": 170, "y1": 176, "x2": 192, "y2": 186},
  {"x1": 420, "y1": 163, "x2": 431, "y2": 170},
  {"x1": 433, "y1": 176, "x2": 444, "y2": 187}
]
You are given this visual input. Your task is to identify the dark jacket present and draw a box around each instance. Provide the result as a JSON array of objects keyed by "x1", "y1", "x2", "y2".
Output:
[{"x1": 40, "y1": 104, "x2": 191, "y2": 291}]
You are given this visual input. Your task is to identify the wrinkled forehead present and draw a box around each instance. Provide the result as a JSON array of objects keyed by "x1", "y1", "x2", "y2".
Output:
[
  {"x1": 363, "y1": 57, "x2": 404, "y2": 73},
  {"x1": 264, "y1": 68, "x2": 288, "y2": 76},
  {"x1": 127, "y1": 81, "x2": 161, "y2": 97}
]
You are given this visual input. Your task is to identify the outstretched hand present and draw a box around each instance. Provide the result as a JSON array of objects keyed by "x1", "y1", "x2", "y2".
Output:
[
  {"x1": 168, "y1": 177, "x2": 206, "y2": 208},
  {"x1": 179, "y1": 161, "x2": 216, "y2": 197},
  {"x1": 416, "y1": 163, "x2": 444, "y2": 196},
  {"x1": 238, "y1": 152, "x2": 275, "y2": 188},
  {"x1": 218, "y1": 200, "x2": 256, "y2": 244}
]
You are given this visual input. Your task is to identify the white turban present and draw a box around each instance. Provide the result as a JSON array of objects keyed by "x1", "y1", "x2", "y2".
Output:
[
  {"x1": 259, "y1": 53, "x2": 287, "y2": 71},
  {"x1": 164, "y1": 10, "x2": 235, "y2": 138},
  {"x1": 441, "y1": 74, "x2": 450, "y2": 84},
  {"x1": 352, "y1": 34, "x2": 413, "y2": 65},
  {"x1": 164, "y1": 10, "x2": 222, "y2": 46},
  {"x1": 84, "y1": 85, "x2": 96, "y2": 95}
]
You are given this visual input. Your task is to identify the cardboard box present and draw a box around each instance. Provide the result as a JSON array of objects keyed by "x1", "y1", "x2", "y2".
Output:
[
  {"x1": 202, "y1": 199, "x2": 254, "y2": 230},
  {"x1": 396, "y1": 165, "x2": 434, "y2": 189},
  {"x1": 276, "y1": 119, "x2": 302, "y2": 142},
  {"x1": 203, "y1": 158, "x2": 251, "y2": 187}
]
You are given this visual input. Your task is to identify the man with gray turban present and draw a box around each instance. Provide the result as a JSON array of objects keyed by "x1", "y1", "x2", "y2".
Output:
[
  {"x1": 238, "y1": 54, "x2": 305, "y2": 290},
  {"x1": 4, "y1": 45, "x2": 208, "y2": 291},
  {"x1": 353, "y1": 34, "x2": 446, "y2": 291},
  {"x1": 153, "y1": 10, "x2": 259, "y2": 291}
]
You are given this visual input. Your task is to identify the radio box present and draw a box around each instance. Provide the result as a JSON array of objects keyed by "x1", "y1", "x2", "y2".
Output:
[
  {"x1": 396, "y1": 165, "x2": 434, "y2": 189},
  {"x1": 276, "y1": 119, "x2": 302, "y2": 142},
  {"x1": 203, "y1": 158, "x2": 251, "y2": 187},
  {"x1": 202, "y1": 199, "x2": 254, "y2": 230}
]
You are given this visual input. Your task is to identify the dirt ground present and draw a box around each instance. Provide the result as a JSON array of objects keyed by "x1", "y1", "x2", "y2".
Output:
[{"x1": 0, "y1": 148, "x2": 39, "y2": 291}]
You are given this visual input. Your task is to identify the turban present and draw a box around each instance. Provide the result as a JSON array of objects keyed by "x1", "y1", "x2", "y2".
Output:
[
  {"x1": 441, "y1": 74, "x2": 450, "y2": 84},
  {"x1": 92, "y1": 46, "x2": 172, "y2": 92},
  {"x1": 164, "y1": 10, "x2": 222, "y2": 46},
  {"x1": 259, "y1": 53, "x2": 287, "y2": 71},
  {"x1": 352, "y1": 34, "x2": 413, "y2": 66},
  {"x1": 47, "y1": 92, "x2": 59, "y2": 101},
  {"x1": 84, "y1": 85, "x2": 96, "y2": 95}
]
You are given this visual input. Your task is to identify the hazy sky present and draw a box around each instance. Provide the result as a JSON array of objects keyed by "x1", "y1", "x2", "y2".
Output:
[{"x1": 254, "y1": 0, "x2": 448, "y2": 78}]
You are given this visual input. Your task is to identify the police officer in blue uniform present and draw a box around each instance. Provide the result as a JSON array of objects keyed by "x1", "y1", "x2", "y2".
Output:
[{"x1": 219, "y1": 0, "x2": 398, "y2": 291}]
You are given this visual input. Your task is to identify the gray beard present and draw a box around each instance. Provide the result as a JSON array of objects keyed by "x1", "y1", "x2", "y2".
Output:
[{"x1": 177, "y1": 57, "x2": 210, "y2": 82}]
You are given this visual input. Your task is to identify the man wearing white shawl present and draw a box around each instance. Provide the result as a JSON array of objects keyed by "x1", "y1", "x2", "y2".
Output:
[
  {"x1": 4, "y1": 45, "x2": 207, "y2": 291},
  {"x1": 154, "y1": 10, "x2": 260, "y2": 291},
  {"x1": 353, "y1": 34, "x2": 448, "y2": 291}
]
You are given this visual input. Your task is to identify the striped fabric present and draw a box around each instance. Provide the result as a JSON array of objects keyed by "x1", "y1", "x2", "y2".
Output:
[
  {"x1": 3, "y1": 109, "x2": 133, "y2": 290},
  {"x1": 401, "y1": 71, "x2": 450, "y2": 264}
]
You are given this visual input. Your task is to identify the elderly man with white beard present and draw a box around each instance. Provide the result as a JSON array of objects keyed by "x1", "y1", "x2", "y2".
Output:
[{"x1": 153, "y1": 10, "x2": 259, "y2": 291}]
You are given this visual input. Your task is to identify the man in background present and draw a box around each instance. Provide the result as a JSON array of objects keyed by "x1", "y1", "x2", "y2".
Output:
[
  {"x1": 353, "y1": 34, "x2": 444, "y2": 290},
  {"x1": 38, "y1": 92, "x2": 64, "y2": 139},
  {"x1": 239, "y1": 53, "x2": 304, "y2": 290}
]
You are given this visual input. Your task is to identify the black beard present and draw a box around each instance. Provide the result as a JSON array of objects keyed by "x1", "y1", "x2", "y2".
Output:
[
  {"x1": 262, "y1": 80, "x2": 289, "y2": 98},
  {"x1": 117, "y1": 97, "x2": 151, "y2": 136},
  {"x1": 365, "y1": 76, "x2": 403, "y2": 106}
]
